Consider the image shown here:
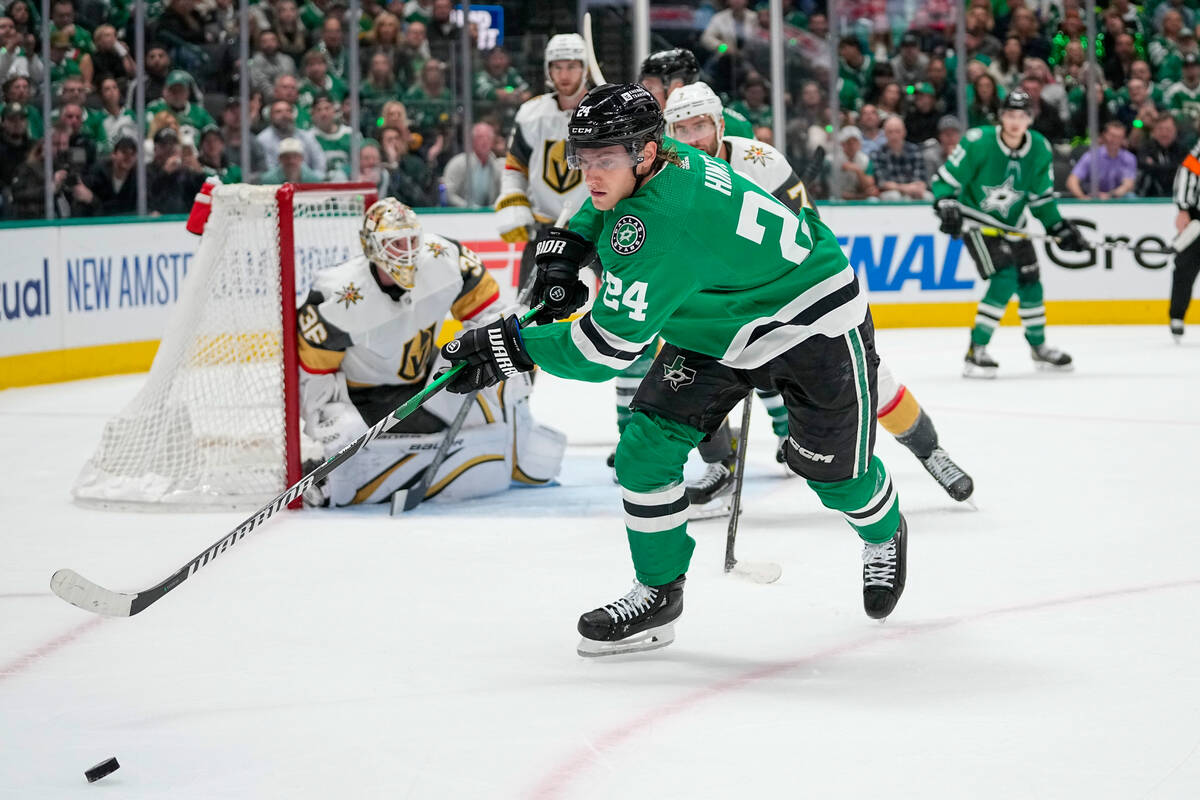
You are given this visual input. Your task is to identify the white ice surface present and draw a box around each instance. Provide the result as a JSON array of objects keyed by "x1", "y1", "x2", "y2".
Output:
[{"x1": 2, "y1": 325, "x2": 1199, "y2": 799}]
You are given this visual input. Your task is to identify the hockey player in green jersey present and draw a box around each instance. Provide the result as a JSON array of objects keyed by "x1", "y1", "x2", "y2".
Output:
[
  {"x1": 932, "y1": 89, "x2": 1089, "y2": 377},
  {"x1": 439, "y1": 84, "x2": 908, "y2": 656}
]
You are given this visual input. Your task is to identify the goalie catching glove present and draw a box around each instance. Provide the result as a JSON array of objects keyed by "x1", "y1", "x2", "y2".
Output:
[
  {"x1": 439, "y1": 316, "x2": 535, "y2": 393},
  {"x1": 1048, "y1": 219, "x2": 1088, "y2": 252},
  {"x1": 529, "y1": 227, "x2": 593, "y2": 325}
]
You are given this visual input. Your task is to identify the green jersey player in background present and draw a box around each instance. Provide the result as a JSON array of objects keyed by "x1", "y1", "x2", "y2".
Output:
[
  {"x1": 439, "y1": 84, "x2": 908, "y2": 657},
  {"x1": 665, "y1": 82, "x2": 973, "y2": 508},
  {"x1": 932, "y1": 89, "x2": 1089, "y2": 377}
]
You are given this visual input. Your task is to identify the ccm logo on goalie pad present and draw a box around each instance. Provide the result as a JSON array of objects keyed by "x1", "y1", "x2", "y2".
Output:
[
  {"x1": 488, "y1": 327, "x2": 520, "y2": 376},
  {"x1": 535, "y1": 239, "x2": 568, "y2": 257}
]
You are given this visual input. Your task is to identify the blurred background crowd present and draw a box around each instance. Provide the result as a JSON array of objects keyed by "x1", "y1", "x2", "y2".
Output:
[{"x1": 0, "y1": 0, "x2": 1191, "y2": 219}]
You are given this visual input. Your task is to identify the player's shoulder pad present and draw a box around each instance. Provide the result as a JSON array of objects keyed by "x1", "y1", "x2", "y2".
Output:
[
  {"x1": 724, "y1": 135, "x2": 793, "y2": 182},
  {"x1": 725, "y1": 106, "x2": 749, "y2": 123},
  {"x1": 514, "y1": 93, "x2": 559, "y2": 125},
  {"x1": 1028, "y1": 128, "x2": 1052, "y2": 153},
  {"x1": 965, "y1": 127, "x2": 985, "y2": 143}
]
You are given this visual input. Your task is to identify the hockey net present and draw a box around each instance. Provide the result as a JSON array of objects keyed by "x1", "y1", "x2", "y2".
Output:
[{"x1": 73, "y1": 183, "x2": 377, "y2": 510}]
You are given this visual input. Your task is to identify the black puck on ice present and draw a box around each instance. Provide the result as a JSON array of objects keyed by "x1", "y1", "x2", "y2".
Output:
[{"x1": 84, "y1": 757, "x2": 120, "y2": 783}]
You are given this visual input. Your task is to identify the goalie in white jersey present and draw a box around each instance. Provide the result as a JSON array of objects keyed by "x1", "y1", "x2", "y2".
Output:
[
  {"x1": 494, "y1": 33, "x2": 594, "y2": 289},
  {"x1": 663, "y1": 83, "x2": 975, "y2": 508},
  {"x1": 298, "y1": 198, "x2": 566, "y2": 507}
]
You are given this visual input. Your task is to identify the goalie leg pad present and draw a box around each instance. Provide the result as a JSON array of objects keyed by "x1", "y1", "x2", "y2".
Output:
[{"x1": 511, "y1": 401, "x2": 567, "y2": 485}]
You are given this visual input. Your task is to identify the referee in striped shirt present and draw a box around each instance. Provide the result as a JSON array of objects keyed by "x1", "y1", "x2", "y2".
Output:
[{"x1": 1171, "y1": 142, "x2": 1200, "y2": 340}]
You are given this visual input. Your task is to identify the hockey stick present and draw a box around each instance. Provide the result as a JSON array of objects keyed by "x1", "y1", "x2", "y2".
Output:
[
  {"x1": 724, "y1": 395, "x2": 782, "y2": 584},
  {"x1": 390, "y1": 389, "x2": 475, "y2": 514},
  {"x1": 50, "y1": 304, "x2": 545, "y2": 618},
  {"x1": 582, "y1": 11, "x2": 607, "y2": 86},
  {"x1": 971, "y1": 222, "x2": 1173, "y2": 256}
]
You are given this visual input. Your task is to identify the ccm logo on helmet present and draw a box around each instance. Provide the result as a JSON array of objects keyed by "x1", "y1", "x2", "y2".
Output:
[{"x1": 535, "y1": 239, "x2": 568, "y2": 257}]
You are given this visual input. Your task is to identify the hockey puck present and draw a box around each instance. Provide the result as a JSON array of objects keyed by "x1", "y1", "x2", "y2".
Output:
[{"x1": 84, "y1": 757, "x2": 119, "y2": 783}]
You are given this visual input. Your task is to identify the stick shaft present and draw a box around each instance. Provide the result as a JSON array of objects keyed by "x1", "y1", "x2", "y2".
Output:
[{"x1": 724, "y1": 394, "x2": 753, "y2": 573}]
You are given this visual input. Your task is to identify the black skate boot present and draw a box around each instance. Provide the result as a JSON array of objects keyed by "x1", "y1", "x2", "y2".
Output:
[
  {"x1": 1171, "y1": 319, "x2": 1185, "y2": 343},
  {"x1": 963, "y1": 343, "x2": 999, "y2": 378},
  {"x1": 577, "y1": 574, "x2": 686, "y2": 657},
  {"x1": 862, "y1": 515, "x2": 907, "y2": 620},
  {"x1": 1031, "y1": 343, "x2": 1074, "y2": 371},
  {"x1": 919, "y1": 448, "x2": 974, "y2": 502},
  {"x1": 605, "y1": 449, "x2": 618, "y2": 484},
  {"x1": 685, "y1": 458, "x2": 736, "y2": 519}
]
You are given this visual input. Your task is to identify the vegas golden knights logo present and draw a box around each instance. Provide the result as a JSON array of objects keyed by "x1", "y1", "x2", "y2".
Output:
[
  {"x1": 543, "y1": 140, "x2": 582, "y2": 194},
  {"x1": 398, "y1": 324, "x2": 436, "y2": 382}
]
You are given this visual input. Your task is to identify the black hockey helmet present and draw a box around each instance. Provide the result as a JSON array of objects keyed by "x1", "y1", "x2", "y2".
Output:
[
  {"x1": 1003, "y1": 88, "x2": 1033, "y2": 113},
  {"x1": 566, "y1": 83, "x2": 665, "y2": 164},
  {"x1": 639, "y1": 48, "x2": 700, "y2": 86}
]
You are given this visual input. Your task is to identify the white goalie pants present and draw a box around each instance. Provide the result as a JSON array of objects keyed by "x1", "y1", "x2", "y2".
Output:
[{"x1": 317, "y1": 368, "x2": 567, "y2": 507}]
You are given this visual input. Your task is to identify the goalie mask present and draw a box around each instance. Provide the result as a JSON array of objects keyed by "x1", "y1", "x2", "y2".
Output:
[
  {"x1": 360, "y1": 198, "x2": 422, "y2": 289},
  {"x1": 664, "y1": 82, "x2": 724, "y2": 154}
]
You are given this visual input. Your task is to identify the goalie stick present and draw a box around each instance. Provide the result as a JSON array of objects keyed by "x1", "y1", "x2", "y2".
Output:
[
  {"x1": 391, "y1": 388, "x2": 475, "y2": 514},
  {"x1": 724, "y1": 395, "x2": 783, "y2": 585},
  {"x1": 50, "y1": 303, "x2": 545, "y2": 618}
]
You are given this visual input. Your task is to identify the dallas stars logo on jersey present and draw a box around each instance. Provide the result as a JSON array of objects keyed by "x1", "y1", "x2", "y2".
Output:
[
  {"x1": 980, "y1": 174, "x2": 1022, "y2": 217},
  {"x1": 336, "y1": 282, "x2": 363, "y2": 308},
  {"x1": 611, "y1": 215, "x2": 646, "y2": 255},
  {"x1": 661, "y1": 355, "x2": 696, "y2": 391}
]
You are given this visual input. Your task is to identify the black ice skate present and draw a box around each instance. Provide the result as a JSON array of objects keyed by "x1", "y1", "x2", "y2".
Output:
[
  {"x1": 862, "y1": 515, "x2": 907, "y2": 620},
  {"x1": 577, "y1": 574, "x2": 686, "y2": 657},
  {"x1": 919, "y1": 448, "x2": 974, "y2": 502},
  {"x1": 1171, "y1": 319, "x2": 1184, "y2": 343},
  {"x1": 605, "y1": 449, "x2": 618, "y2": 484},
  {"x1": 963, "y1": 343, "x2": 999, "y2": 378},
  {"x1": 685, "y1": 458, "x2": 736, "y2": 519},
  {"x1": 1031, "y1": 343, "x2": 1074, "y2": 371}
]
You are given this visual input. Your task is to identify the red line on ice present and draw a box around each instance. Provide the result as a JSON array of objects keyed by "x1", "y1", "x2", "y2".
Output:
[
  {"x1": 528, "y1": 577, "x2": 1200, "y2": 799},
  {"x1": 0, "y1": 617, "x2": 103, "y2": 681}
]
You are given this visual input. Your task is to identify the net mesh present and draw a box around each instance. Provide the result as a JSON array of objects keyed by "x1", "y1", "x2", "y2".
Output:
[{"x1": 73, "y1": 184, "x2": 372, "y2": 510}]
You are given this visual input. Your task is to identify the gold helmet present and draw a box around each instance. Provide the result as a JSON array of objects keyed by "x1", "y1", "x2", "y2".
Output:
[{"x1": 360, "y1": 198, "x2": 422, "y2": 289}]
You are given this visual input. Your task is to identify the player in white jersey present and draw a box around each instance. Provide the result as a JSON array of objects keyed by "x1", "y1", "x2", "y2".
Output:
[
  {"x1": 298, "y1": 199, "x2": 566, "y2": 507},
  {"x1": 664, "y1": 83, "x2": 975, "y2": 508},
  {"x1": 494, "y1": 33, "x2": 594, "y2": 290}
]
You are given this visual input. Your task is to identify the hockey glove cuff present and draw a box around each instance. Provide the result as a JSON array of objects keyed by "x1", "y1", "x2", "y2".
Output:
[
  {"x1": 439, "y1": 315, "x2": 535, "y2": 394},
  {"x1": 530, "y1": 228, "x2": 594, "y2": 324},
  {"x1": 934, "y1": 198, "x2": 963, "y2": 237},
  {"x1": 1049, "y1": 219, "x2": 1089, "y2": 252}
]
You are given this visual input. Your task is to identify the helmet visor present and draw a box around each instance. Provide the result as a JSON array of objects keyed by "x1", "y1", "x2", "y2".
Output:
[{"x1": 565, "y1": 144, "x2": 640, "y2": 171}]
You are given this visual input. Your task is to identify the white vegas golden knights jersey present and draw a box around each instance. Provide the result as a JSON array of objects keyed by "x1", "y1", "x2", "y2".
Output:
[
  {"x1": 498, "y1": 93, "x2": 591, "y2": 224},
  {"x1": 296, "y1": 232, "x2": 498, "y2": 388},
  {"x1": 721, "y1": 135, "x2": 813, "y2": 214}
]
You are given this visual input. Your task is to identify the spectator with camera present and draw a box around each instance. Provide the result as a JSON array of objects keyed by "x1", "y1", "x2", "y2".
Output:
[{"x1": 9, "y1": 121, "x2": 73, "y2": 219}]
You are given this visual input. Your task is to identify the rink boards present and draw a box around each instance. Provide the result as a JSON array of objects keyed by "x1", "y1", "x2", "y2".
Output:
[{"x1": 0, "y1": 200, "x2": 1193, "y2": 388}]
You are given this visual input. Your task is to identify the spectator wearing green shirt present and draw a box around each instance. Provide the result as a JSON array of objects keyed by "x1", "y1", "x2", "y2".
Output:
[
  {"x1": 729, "y1": 74, "x2": 773, "y2": 129},
  {"x1": 95, "y1": 76, "x2": 137, "y2": 152},
  {"x1": 48, "y1": 27, "x2": 93, "y2": 91},
  {"x1": 403, "y1": 58, "x2": 454, "y2": 139},
  {"x1": 309, "y1": 94, "x2": 352, "y2": 181},
  {"x1": 270, "y1": 73, "x2": 312, "y2": 128},
  {"x1": 299, "y1": 0, "x2": 331, "y2": 33},
  {"x1": 50, "y1": 0, "x2": 93, "y2": 54},
  {"x1": 1149, "y1": 9, "x2": 1186, "y2": 83},
  {"x1": 473, "y1": 46, "x2": 530, "y2": 121},
  {"x1": 55, "y1": 75, "x2": 105, "y2": 143},
  {"x1": 3, "y1": 75, "x2": 41, "y2": 138},
  {"x1": 317, "y1": 16, "x2": 350, "y2": 80},
  {"x1": 260, "y1": 136, "x2": 325, "y2": 184},
  {"x1": 298, "y1": 49, "x2": 348, "y2": 111},
  {"x1": 359, "y1": 51, "x2": 404, "y2": 127},
  {"x1": 198, "y1": 125, "x2": 242, "y2": 182},
  {"x1": 145, "y1": 69, "x2": 216, "y2": 142}
]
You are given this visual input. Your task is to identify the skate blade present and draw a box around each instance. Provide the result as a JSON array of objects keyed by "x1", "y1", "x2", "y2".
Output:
[
  {"x1": 728, "y1": 560, "x2": 782, "y2": 584},
  {"x1": 1033, "y1": 361, "x2": 1075, "y2": 372},
  {"x1": 687, "y1": 497, "x2": 734, "y2": 520},
  {"x1": 576, "y1": 623, "x2": 675, "y2": 657},
  {"x1": 962, "y1": 363, "x2": 998, "y2": 379}
]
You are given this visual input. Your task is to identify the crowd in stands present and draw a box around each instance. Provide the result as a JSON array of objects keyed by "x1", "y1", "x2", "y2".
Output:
[{"x1": 0, "y1": 0, "x2": 1195, "y2": 218}]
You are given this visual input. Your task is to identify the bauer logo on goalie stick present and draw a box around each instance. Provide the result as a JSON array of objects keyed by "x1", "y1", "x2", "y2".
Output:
[{"x1": 611, "y1": 215, "x2": 646, "y2": 255}]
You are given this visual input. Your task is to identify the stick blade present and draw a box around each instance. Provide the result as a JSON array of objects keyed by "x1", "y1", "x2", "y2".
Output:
[
  {"x1": 50, "y1": 569, "x2": 134, "y2": 617},
  {"x1": 727, "y1": 560, "x2": 782, "y2": 584}
]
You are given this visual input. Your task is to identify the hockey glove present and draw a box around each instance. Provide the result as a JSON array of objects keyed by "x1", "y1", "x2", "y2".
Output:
[
  {"x1": 934, "y1": 198, "x2": 963, "y2": 237},
  {"x1": 439, "y1": 315, "x2": 534, "y2": 394},
  {"x1": 529, "y1": 228, "x2": 594, "y2": 325},
  {"x1": 1049, "y1": 219, "x2": 1089, "y2": 252}
]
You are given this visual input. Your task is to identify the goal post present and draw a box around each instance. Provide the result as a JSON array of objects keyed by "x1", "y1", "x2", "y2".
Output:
[{"x1": 73, "y1": 182, "x2": 378, "y2": 511}]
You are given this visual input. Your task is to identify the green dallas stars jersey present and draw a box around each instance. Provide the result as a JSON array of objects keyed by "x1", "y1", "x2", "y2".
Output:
[
  {"x1": 520, "y1": 139, "x2": 866, "y2": 382},
  {"x1": 931, "y1": 125, "x2": 1063, "y2": 231},
  {"x1": 722, "y1": 108, "x2": 753, "y2": 138}
]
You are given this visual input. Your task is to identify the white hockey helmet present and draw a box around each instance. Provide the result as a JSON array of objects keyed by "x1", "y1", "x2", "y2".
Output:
[
  {"x1": 544, "y1": 33, "x2": 588, "y2": 82},
  {"x1": 360, "y1": 198, "x2": 422, "y2": 289},
  {"x1": 664, "y1": 82, "x2": 725, "y2": 140}
]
